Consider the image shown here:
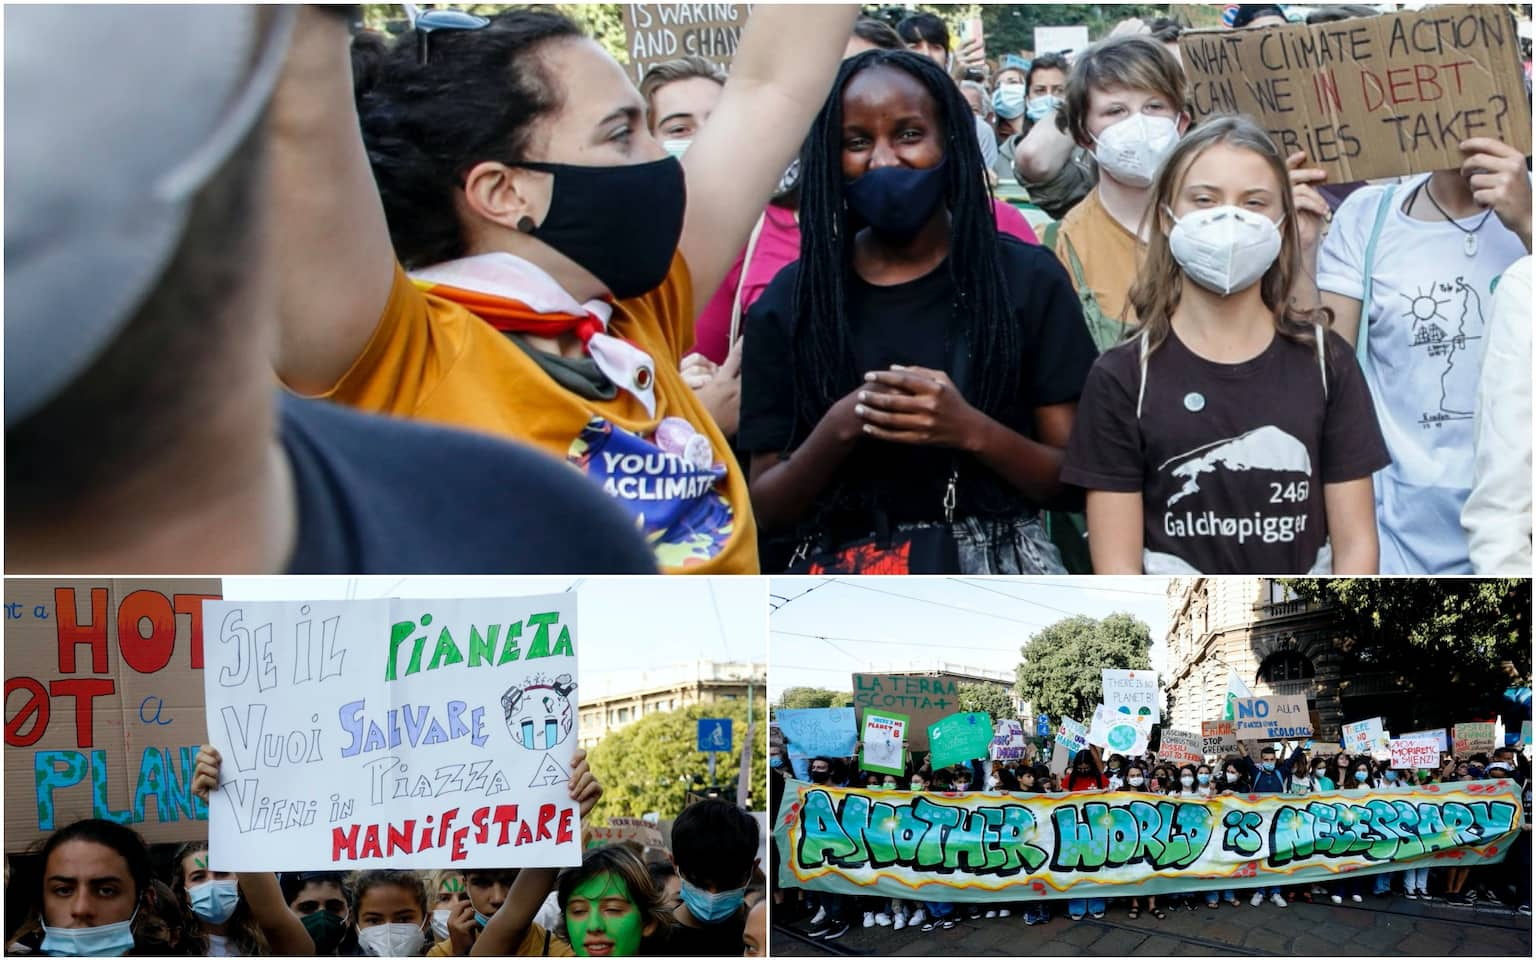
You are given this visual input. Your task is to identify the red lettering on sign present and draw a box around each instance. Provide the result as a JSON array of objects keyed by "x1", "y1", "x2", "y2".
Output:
[
  {"x1": 49, "y1": 677, "x2": 115, "y2": 748},
  {"x1": 56, "y1": 588, "x2": 109, "y2": 674},
  {"x1": 4, "y1": 676, "x2": 50, "y2": 747},
  {"x1": 118, "y1": 591, "x2": 176, "y2": 674},
  {"x1": 175, "y1": 594, "x2": 217, "y2": 669}
]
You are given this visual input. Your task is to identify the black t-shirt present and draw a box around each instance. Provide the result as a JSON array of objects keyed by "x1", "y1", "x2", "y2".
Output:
[
  {"x1": 739, "y1": 237, "x2": 1095, "y2": 541},
  {"x1": 661, "y1": 909, "x2": 748, "y2": 957},
  {"x1": 279, "y1": 393, "x2": 658, "y2": 573},
  {"x1": 1061, "y1": 328, "x2": 1390, "y2": 574}
]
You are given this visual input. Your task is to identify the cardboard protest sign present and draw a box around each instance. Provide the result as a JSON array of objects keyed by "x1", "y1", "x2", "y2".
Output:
[
  {"x1": 1056, "y1": 716, "x2": 1089, "y2": 755},
  {"x1": 928, "y1": 713, "x2": 995, "y2": 770},
  {"x1": 1390, "y1": 736, "x2": 1441, "y2": 770},
  {"x1": 1159, "y1": 729, "x2": 1204, "y2": 766},
  {"x1": 1049, "y1": 742, "x2": 1071, "y2": 776},
  {"x1": 1179, "y1": 6, "x2": 1531, "y2": 183},
  {"x1": 1233, "y1": 695, "x2": 1312, "y2": 740},
  {"x1": 4, "y1": 579, "x2": 223, "y2": 850},
  {"x1": 1453, "y1": 721, "x2": 1496, "y2": 754},
  {"x1": 859, "y1": 710, "x2": 908, "y2": 777},
  {"x1": 622, "y1": 4, "x2": 753, "y2": 85},
  {"x1": 990, "y1": 719, "x2": 1027, "y2": 761},
  {"x1": 853, "y1": 674, "x2": 959, "y2": 751},
  {"x1": 1088, "y1": 704, "x2": 1150, "y2": 756},
  {"x1": 202, "y1": 594, "x2": 581, "y2": 870},
  {"x1": 1344, "y1": 718, "x2": 1392, "y2": 760},
  {"x1": 777, "y1": 779, "x2": 1523, "y2": 902},
  {"x1": 1102, "y1": 669, "x2": 1159, "y2": 722},
  {"x1": 586, "y1": 816, "x2": 665, "y2": 850},
  {"x1": 1202, "y1": 720, "x2": 1238, "y2": 758}
]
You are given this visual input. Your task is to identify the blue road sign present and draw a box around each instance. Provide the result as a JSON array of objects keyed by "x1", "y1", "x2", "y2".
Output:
[{"x1": 697, "y1": 718, "x2": 732, "y2": 753}]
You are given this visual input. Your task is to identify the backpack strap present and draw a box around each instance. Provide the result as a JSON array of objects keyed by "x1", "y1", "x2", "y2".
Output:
[
  {"x1": 1356, "y1": 184, "x2": 1397, "y2": 370},
  {"x1": 728, "y1": 211, "x2": 769, "y2": 347},
  {"x1": 1061, "y1": 229, "x2": 1088, "y2": 288},
  {"x1": 1314, "y1": 323, "x2": 1328, "y2": 401},
  {"x1": 1135, "y1": 329, "x2": 1151, "y2": 420},
  {"x1": 1042, "y1": 219, "x2": 1060, "y2": 253}
]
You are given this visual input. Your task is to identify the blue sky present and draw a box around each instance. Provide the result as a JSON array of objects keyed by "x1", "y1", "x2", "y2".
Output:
[
  {"x1": 223, "y1": 576, "x2": 765, "y2": 694},
  {"x1": 768, "y1": 577, "x2": 1173, "y2": 701}
]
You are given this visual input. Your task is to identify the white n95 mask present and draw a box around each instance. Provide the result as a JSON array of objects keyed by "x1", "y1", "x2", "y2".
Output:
[
  {"x1": 1092, "y1": 114, "x2": 1180, "y2": 188},
  {"x1": 1166, "y1": 205, "x2": 1284, "y2": 296}
]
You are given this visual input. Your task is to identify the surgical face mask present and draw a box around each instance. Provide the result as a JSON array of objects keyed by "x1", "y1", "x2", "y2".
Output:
[
  {"x1": 1128, "y1": 776, "x2": 1145, "y2": 787},
  {"x1": 40, "y1": 910, "x2": 137, "y2": 958},
  {"x1": 1180, "y1": 775, "x2": 1195, "y2": 788},
  {"x1": 985, "y1": 776, "x2": 1000, "y2": 790},
  {"x1": 1314, "y1": 767, "x2": 1327, "y2": 776},
  {"x1": 358, "y1": 922, "x2": 426, "y2": 958},
  {"x1": 188, "y1": 878, "x2": 241, "y2": 925},
  {"x1": 1108, "y1": 765, "x2": 1121, "y2": 773},
  {"x1": 474, "y1": 910, "x2": 493, "y2": 928},
  {"x1": 1091, "y1": 113, "x2": 1180, "y2": 187},
  {"x1": 430, "y1": 908, "x2": 452, "y2": 942},
  {"x1": 1225, "y1": 771, "x2": 1239, "y2": 782},
  {"x1": 662, "y1": 140, "x2": 692, "y2": 160},
  {"x1": 1166, "y1": 204, "x2": 1284, "y2": 296},
  {"x1": 302, "y1": 910, "x2": 350, "y2": 954},
  {"x1": 679, "y1": 877, "x2": 745, "y2": 924},
  {"x1": 883, "y1": 780, "x2": 898, "y2": 790},
  {"x1": 1354, "y1": 770, "x2": 1369, "y2": 782},
  {"x1": 1197, "y1": 773, "x2": 1211, "y2": 785},
  {"x1": 991, "y1": 83, "x2": 1026, "y2": 122},
  {"x1": 1384, "y1": 770, "x2": 1398, "y2": 781},
  {"x1": 910, "y1": 781, "x2": 925, "y2": 791},
  {"x1": 768, "y1": 755, "x2": 783, "y2": 769},
  {"x1": 1025, "y1": 94, "x2": 1062, "y2": 124},
  {"x1": 1261, "y1": 762, "x2": 1276, "y2": 772},
  {"x1": 844, "y1": 157, "x2": 949, "y2": 241}
]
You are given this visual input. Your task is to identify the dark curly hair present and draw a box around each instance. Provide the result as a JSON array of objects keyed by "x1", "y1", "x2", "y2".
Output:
[{"x1": 353, "y1": 7, "x2": 585, "y2": 268}]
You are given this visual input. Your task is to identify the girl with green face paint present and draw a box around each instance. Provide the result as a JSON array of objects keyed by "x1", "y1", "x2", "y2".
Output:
[{"x1": 558, "y1": 846, "x2": 672, "y2": 957}]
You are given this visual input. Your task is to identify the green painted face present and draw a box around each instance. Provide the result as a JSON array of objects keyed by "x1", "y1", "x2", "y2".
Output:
[{"x1": 566, "y1": 872, "x2": 645, "y2": 958}]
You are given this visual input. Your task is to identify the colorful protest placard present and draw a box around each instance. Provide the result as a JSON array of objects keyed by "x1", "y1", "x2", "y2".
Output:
[
  {"x1": 859, "y1": 710, "x2": 908, "y2": 777},
  {"x1": 1523, "y1": 721, "x2": 1532, "y2": 746},
  {"x1": 853, "y1": 674, "x2": 959, "y2": 751},
  {"x1": 776, "y1": 708, "x2": 858, "y2": 760},
  {"x1": 1453, "y1": 722, "x2": 1497, "y2": 755},
  {"x1": 775, "y1": 779, "x2": 1522, "y2": 901},
  {"x1": 1102, "y1": 669, "x2": 1159, "y2": 723},
  {"x1": 1159, "y1": 729, "x2": 1204, "y2": 766},
  {"x1": 1202, "y1": 720, "x2": 1238, "y2": 758},
  {"x1": 1344, "y1": 718, "x2": 1392, "y2": 760},
  {"x1": 1233, "y1": 695, "x2": 1312, "y2": 740},
  {"x1": 1223, "y1": 671, "x2": 1253, "y2": 721},
  {"x1": 622, "y1": 4, "x2": 753, "y2": 84},
  {"x1": 4, "y1": 579, "x2": 223, "y2": 851},
  {"x1": 989, "y1": 719, "x2": 1027, "y2": 762},
  {"x1": 1056, "y1": 717, "x2": 1089, "y2": 755},
  {"x1": 1403, "y1": 728, "x2": 1449, "y2": 753},
  {"x1": 202, "y1": 594, "x2": 582, "y2": 870},
  {"x1": 1088, "y1": 704, "x2": 1150, "y2": 756},
  {"x1": 1390, "y1": 737, "x2": 1442, "y2": 770},
  {"x1": 928, "y1": 713, "x2": 995, "y2": 770},
  {"x1": 1178, "y1": 5, "x2": 1532, "y2": 182}
]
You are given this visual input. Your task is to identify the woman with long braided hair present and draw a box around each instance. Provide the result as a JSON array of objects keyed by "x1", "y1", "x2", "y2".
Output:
[{"x1": 739, "y1": 49, "x2": 1096, "y2": 573}]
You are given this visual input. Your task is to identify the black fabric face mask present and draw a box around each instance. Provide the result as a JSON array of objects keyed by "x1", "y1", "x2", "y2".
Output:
[{"x1": 515, "y1": 156, "x2": 687, "y2": 300}]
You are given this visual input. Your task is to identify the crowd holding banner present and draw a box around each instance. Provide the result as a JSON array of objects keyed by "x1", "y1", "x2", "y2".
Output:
[
  {"x1": 770, "y1": 661, "x2": 1531, "y2": 942},
  {"x1": 5, "y1": 584, "x2": 768, "y2": 957}
]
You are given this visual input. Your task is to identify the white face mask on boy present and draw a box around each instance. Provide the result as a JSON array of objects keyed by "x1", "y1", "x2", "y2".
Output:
[
  {"x1": 1166, "y1": 205, "x2": 1284, "y2": 296},
  {"x1": 1091, "y1": 113, "x2": 1180, "y2": 187}
]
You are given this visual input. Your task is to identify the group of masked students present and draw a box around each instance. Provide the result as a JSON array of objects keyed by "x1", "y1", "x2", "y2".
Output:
[
  {"x1": 771, "y1": 738, "x2": 1532, "y2": 943},
  {"x1": 5, "y1": 746, "x2": 768, "y2": 958},
  {"x1": 7, "y1": 4, "x2": 1529, "y2": 578}
]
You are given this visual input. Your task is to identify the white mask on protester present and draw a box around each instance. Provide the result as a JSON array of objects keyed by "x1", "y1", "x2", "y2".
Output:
[
  {"x1": 430, "y1": 908, "x2": 452, "y2": 942},
  {"x1": 1166, "y1": 205, "x2": 1284, "y2": 296},
  {"x1": 359, "y1": 922, "x2": 426, "y2": 957},
  {"x1": 1091, "y1": 113, "x2": 1180, "y2": 188},
  {"x1": 1128, "y1": 776, "x2": 1145, "y2": 787},
  {"x1": 1180, "y1": 775, "x2": 1194, "y2": 788}
]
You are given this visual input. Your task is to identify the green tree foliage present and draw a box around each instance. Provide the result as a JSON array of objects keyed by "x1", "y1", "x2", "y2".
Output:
[
  {"x1": 776, "y1": 687, "x2": 849, "y2": 710},
  {"x1": 586, "y1": 697, "x2": 767, "y2": 824},
  {"x1": 1282, "y1": 579, "x2": 1531, "y2": 712},
  {"x1": 957, "y1": 682, "x2": 1016, "y2": 720},
  {"x1": 1014, "y1": 613, "x2": 1153, "y2": 721}
]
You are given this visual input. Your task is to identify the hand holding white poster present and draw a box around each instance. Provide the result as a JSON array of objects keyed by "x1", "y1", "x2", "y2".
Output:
[{"x1": 201, "y1": 594, "x2": 583, "y2": 871}]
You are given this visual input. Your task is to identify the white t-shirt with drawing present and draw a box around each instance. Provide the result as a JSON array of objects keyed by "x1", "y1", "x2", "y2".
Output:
[{"x1": 1316, "y1": 174, "x2": 1528, "y2": 574}]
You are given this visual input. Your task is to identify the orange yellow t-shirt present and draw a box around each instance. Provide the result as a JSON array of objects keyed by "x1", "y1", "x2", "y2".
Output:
[
  {"x1": 321, "y1": 254, "x2": 758, "y2": 574},
  {"x1": 425, "y1": 922, "x2": 573, "y2": 957},
  {"x1": 1054, "y1": 188, "x2": 1145, "y2": 328}
]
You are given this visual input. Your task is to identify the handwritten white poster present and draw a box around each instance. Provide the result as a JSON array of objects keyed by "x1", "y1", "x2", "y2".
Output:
[
  {"x1": 1102, "y1": 669, "x2": 1159, "y2": 723},
  {"x1": 201, "y1": 594, "x2": 582, "y2": 871}
]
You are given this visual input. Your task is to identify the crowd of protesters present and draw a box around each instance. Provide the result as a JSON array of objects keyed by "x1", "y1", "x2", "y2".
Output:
[{"x1": 770, "y1": 734, "x2": 1533, "y2": 943}]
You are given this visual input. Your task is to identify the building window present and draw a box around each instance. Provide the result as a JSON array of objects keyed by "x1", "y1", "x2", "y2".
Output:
[{"x1": 1258, "y1": 651, "x2": 1315, "y2": 683}]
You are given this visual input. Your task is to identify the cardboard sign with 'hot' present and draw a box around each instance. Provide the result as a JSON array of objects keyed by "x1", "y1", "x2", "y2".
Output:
[
  {"x1": 4, "y1": 580, "x2": 223, "y2": 850},
  {"x1": 1179, "y1": 6, "x2": 1531, "y2": 182},
  {"x1": 622, "y1": 4, "x2": 753, "y2": 85}
]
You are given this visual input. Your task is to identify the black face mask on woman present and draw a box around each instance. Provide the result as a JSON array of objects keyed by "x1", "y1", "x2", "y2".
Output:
[
  {"x1": 515, "y1": 156, "x2": 686, "y2": 299},
  {"x1": 844, "y1": 157, "x2": 949, "y2": 241}
]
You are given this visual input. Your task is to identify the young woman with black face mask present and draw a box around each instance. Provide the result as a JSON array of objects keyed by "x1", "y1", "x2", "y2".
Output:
[
  {"x1": 268, "y1": 5, "x2": 857, "y2": 576},
  {"x1": 740, "y1": 49, "x2": 1097, "y2": 575}
]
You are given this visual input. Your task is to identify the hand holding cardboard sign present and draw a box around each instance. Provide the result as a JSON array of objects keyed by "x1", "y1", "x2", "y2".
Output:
[
  {"x1": 1461, "y1": 137, "x2": 1533, "y2": 252},
  {"x1": 1286, "y1": 151, "x2": 1331, "y2": 263},
  {"x1": 192, "y1": 744, "x2": 221, "y2": 800}
]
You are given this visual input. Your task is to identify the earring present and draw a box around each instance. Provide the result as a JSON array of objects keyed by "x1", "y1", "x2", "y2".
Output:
[{"x1": 516, "y1": 216, "x2": 536, "y2": 234}]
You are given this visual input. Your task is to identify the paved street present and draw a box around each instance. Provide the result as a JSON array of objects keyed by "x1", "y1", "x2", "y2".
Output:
[{"x1": 774, "y1": 894, "x2": 1533, "y2": 956}]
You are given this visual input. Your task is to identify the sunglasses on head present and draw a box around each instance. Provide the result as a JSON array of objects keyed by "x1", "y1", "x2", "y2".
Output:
[{"x1": 415, "y1": 9, "x2": 490, "y2": 65}]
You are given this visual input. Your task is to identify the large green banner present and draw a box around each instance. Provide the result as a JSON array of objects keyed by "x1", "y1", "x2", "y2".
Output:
[{"x1": 774, "y1": 779, "x2": 1522, "y2": 901}]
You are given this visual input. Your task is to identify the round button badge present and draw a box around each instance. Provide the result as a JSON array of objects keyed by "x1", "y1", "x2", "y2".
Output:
[{"x1": 1184, "y1": 392, "x2": 1206, "y2": 413}]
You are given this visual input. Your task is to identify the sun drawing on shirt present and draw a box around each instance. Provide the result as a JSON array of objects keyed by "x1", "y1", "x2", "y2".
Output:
[{"x1": 1402, "y1": 284, "x2": 1452, "y2": 345}]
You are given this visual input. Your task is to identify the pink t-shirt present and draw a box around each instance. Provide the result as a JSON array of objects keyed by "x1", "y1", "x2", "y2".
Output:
[{"x1": 691, "y1": 200, "x2": 1039, "y2": 363}]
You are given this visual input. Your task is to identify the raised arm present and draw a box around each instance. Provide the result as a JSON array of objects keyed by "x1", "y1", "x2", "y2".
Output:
[
  {"x1": 678, "y1": 5, "x2": 857, "y2": 310},
  {"x1": 1014, "y1": 109, "x2": 1077, "y2": 183},
  {"x1": 268, "y1": 6, "x2": 400, "y2": 395},
  {"x1": 238, "y1": 871, "x2": 315, "y2": 956}
]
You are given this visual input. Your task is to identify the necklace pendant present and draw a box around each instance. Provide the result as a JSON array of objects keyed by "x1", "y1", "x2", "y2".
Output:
[{"x1": 1465, "y1": 233, "x2": 1479, "y2": 257}]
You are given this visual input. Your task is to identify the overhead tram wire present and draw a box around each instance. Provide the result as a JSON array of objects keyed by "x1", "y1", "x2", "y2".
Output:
[
  {"x1": 948, "y1": 577, "x2": 1083, "y2": 618},
  {"x1": 824, "y1": 578, "x2": 1049, "y2": 627},
  {"x1": 771, "y1": 628, "x2": 1031, "y2": 656}
]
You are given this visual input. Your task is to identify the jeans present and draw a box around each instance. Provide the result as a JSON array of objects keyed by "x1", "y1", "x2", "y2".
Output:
[
  {"x1": 1405, "y1": 868, "x2": 1429, "y2": 893},
  {"x1": 923, "y1": 901, "x2": 956, "y2": 919},
  {"x1": 1067, "y1": 897, "x2": 1105, "y2": 918},
  {"x1": 1373, "y1": 871, "x2": 1397, "y2": 895},
  {"x1": 819, "y1": 893, "x2": 847, "y2": 923},
  {"x1": 1205, "y1": 889, "x2": 1236, "y2": 905}
]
